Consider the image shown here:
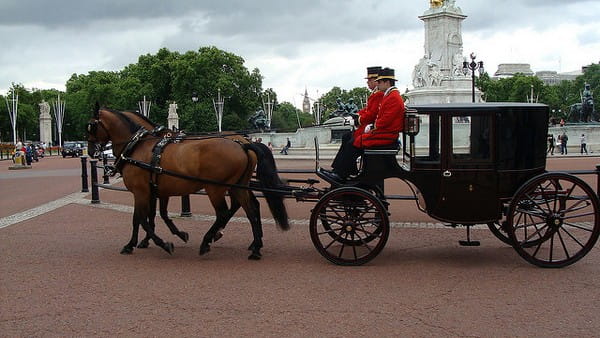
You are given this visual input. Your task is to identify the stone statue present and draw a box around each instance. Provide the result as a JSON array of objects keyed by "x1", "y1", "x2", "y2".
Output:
[
  {"x1": 345, "y1": 98, "x2": 358, "y2": 115},
  {"x1": 39, "y1": 100, "x2": 50, "y2": 116},
  {"x1": 248, "y1": 108, "x2": 268, "y2": 130},
  {"x1": 452, "y1": 51, "x2": 465, "y2": 77},
  {"x1": 428, "y1": 64, "x2": 443, "y2": 86},
  {"x1": 168, "y1": 102, "x2": 178, "y2": 115},
  {"x1": 582, "y1": 83, "x2": 595, "y2": 122},
  {"x1": 412, "y1": 57, "x2": 430, "y2": 88}
]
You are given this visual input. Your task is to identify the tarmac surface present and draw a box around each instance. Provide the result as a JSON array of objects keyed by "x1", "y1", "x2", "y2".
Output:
[{"x1": 2, "y1": 154, "x2": 600, "y2": 336}]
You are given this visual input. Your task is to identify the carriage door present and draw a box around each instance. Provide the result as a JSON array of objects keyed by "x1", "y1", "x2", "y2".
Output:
[{"x1": 436, "y1": 113, "x2": 498, "y2": 223}]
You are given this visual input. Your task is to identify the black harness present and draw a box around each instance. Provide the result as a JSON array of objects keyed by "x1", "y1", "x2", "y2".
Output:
[{"x1": 104, "y1": 126, "x2": 283, "y2": 195}]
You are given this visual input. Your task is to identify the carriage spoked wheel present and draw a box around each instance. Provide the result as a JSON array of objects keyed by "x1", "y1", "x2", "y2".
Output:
[
  {"x1": 319, "y1": 184, "x2": 387, "y2": 246},
  {"x1": 310, "y1": 187, "x2": 390, "y2": 266},
  {"x1": 507, "y1": 172, "x2": 600, "y2": 268},
  {"x1": 487, "y1": 221, "x2": 513, "y2": 246}
]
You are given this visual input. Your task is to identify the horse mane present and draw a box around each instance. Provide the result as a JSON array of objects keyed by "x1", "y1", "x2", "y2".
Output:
[
  {"x1": 101, "y1": 108, "x2": 142, "y2": 134},
  {"x1": 122, "y1": 110, "x2": 159, "y2": 129}
]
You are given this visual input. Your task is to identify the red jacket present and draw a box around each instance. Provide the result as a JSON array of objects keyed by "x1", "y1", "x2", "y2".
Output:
[
  {"x1": 353, "y1": 87, "x2": 405, "y2": 148},
  {"x1": 353, "y1": 90, "x2": 383, "y2": 138}
]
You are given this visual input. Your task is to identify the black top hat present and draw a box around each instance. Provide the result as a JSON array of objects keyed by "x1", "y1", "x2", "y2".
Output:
[
  {"x1": 376, "y1": 67, "x2": 397, "y2": 81},
  {"x1": 365, "y1": 66, "x2": 382, "y2": 79}
]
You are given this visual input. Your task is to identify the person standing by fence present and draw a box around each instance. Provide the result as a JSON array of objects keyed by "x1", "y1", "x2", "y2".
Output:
[{"x1": 580, "y1": 133, "x2": 588, "y2": 154}]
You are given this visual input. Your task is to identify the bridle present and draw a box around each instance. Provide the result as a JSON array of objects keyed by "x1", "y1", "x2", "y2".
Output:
[{"x1": 87, "y1": 119, "x2": 113, "y2": 158}]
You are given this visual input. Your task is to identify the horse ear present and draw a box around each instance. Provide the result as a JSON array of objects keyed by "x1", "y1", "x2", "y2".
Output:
[{"x1": 93, "y1": 102, "x2": 100, "y2": 119}]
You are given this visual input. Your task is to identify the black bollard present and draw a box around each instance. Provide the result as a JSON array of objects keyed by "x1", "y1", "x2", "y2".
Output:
[
  {"x1": 90, "y1": 159, "x2": 100, "y2": 204},
  {"x1": 181, "y1": 195, "x2": 192, "y2": 217},
  {"x1": 102, "y1": 154, "x2": 110, "y2": 184},
  {"x1": 81, "y1": 156, "x2": 89, "y2": 192}
]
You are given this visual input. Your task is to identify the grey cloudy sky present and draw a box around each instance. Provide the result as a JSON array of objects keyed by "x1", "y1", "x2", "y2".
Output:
[{"x1": 1, "y1": 0, "x2": 598, "y2": 107}]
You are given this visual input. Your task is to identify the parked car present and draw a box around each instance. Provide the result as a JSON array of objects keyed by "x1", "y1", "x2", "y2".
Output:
[
  {"x1": 62, "y1": 141, "x2": 85, "y2": 158},
  {"x1": 102, "y1": 142, "x2": 115, "y2": 159}
]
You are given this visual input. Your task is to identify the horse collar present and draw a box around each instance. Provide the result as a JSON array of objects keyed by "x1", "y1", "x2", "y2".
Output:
[{"x1": 112, "y1": 127, "x2": 150, "y2": 174}]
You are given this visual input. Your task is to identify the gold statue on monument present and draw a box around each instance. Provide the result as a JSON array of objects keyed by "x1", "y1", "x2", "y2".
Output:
[{"x1": 430, "y1": 0, "x2": 444, "y2": 8}]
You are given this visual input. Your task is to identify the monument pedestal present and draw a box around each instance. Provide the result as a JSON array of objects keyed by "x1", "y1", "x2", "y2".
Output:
[
  {"x1": 406, "y1": 77, "x2": 482, "y2": 104},
  {"x1": 406, "y1": 1, "x2": 483, "y2": 104}
]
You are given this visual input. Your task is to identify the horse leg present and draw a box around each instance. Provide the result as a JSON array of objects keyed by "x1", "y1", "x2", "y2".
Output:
[
  {"x1": 121, "y1": 216, "x2": 141, "y2": 254},
  {"x1": 199, "y1": 191, "x2": 230, "y2": 255},
  {"x1": 158, "y1": 196, "x2": 189, "y2": 243},
  {"x1": 132, "y1": 197, "x2": 174, "y2": 255},
  {"x1": 137, "y1": 194, "x2": 158, "y2": 249},
  {"x1": 213, "y1": 195, "x2": 242, "y2": 242},
  {"x1": 231, "y1": 189, "x2": 263, "y2": 260}
]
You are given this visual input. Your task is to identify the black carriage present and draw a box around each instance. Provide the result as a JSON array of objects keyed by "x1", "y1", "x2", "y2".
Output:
[{"x1": 310, "y1": 103, "x2": 600, "y2": 268}]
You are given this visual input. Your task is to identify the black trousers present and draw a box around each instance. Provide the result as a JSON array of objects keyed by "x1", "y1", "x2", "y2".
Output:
[{"x1": 331, "y1": 131, "x2": 362, "y2": 177}]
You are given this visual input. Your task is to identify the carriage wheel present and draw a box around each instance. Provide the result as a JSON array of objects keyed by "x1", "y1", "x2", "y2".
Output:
[
  {"x1": 507, "y1": 173, "x2": 600, "y2": 268},
  {"x1": 310, "y1": 187, "x2": 389, "y2": 266},
  {"x1": 487, "y1": 221, "x2": 513, "y2": 245},
  {"x1": 318, "y1": 184, "x2": 386, "y2": 246}
]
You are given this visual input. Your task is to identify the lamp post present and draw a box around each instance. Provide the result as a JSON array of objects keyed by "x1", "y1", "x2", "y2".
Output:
[
  {"x1": 462, "y1": 52, "x2": 484, "y2": 103},
  {"x1": 212, "y1": 88, "x2": 225, "y2": 133},
  {"x1": 53, "y1": 94, "x2": 66, "y2": 148},
  {"x1": 262, "y1": 92, "x2": 274, "y2": 129},
  {"x1": 138, "y1": 95, "x2": 151, "y2": 118},
  {"x1": 5, "y1": 89, "x2": 18, "y2": 144}
]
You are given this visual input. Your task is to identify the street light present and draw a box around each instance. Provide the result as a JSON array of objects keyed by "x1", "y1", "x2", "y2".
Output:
[
  {"x1": 212, "y1": 88, "x2": 225, "y2": 133},
  {"x1": 53, "y1": 94, "x2": 65, "y2": 148},
  {"x1": 5, "y1": 89, "x2": 18, "y2": 144},
  {"x1": 462, "y1": 52, "x2": 484, "y2": 103},
  {"x1": 262, "y1": 92, "x2": 274, "y2": 129},
  {"x1": 138, "y1": 95, "x2": 151, "y2": 118}
]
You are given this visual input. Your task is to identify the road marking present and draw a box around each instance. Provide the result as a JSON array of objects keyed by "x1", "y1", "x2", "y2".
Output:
[{"x1": 0, "y1": 192, "x2": 89, "y2": 229}]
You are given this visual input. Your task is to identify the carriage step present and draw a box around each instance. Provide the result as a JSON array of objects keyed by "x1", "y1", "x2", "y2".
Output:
[
  {"x1": 459, "y1": 226, "x2": 480, "y2": 246},
  {"x1": 459, "y1": 239, "x2": 481, "y2": 246}
]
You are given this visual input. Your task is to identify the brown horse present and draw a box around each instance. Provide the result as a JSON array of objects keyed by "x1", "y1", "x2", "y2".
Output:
[
  {"x1": 119, "y1": 110, "x2": 255, "y2": 250},
  {"x1": 87, "y1": 107, "x2": 289, "y2": 259}
]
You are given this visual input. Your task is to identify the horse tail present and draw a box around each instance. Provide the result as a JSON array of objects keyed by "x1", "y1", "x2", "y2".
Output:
[{"x1": 244, "y1": 142, "x2": 290, "y2": 230}]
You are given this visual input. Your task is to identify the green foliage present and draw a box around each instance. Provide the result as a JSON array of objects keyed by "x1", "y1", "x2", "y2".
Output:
[{"x1": 476, "y1": 66, "x2": 600, "y2": 121}]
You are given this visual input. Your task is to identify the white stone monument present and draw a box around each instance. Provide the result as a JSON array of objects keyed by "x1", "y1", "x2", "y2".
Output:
[
  {"x1": 167, "y1": 102, "x2": 179, "y2": 131},
  {"x1": 405, "y1": 0, "x2": 483, "y2": 104},
  {"x1": 39, "y1": 100, "x2": 52, "y2": 145}
]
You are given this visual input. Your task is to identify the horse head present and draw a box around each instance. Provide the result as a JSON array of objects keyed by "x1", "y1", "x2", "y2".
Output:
[{"x1": 86, "y1": 107, "x2": 142, "y2": 159}]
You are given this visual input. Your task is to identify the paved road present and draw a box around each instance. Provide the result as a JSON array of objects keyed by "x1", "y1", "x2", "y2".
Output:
[{"x1": 2, "y1": 155, "x2": 600, "y2": 336}]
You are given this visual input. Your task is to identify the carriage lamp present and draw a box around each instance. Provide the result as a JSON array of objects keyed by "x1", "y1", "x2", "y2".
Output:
[
  {"x1": 405, "y1": 112, "x2": 420, "y2": 136},
  {"x1": 463, "y1": 52, "x2": 484, "y2": 103}
]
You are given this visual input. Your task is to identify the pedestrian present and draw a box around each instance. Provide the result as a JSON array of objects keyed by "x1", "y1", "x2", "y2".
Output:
[
  {"x1": 580, "y1": 133, "x2": 588, "y2": 154},
  {"x1": 25, "y1": 143, "x2": 33, "y2": 165},
  {"x1": 267, "y1": 141, "x2": 274, "y2": 152},
  {"x1": 547, "y1": 134, "x2": 555, "y2": 155},
  {"x1": 561, "y1": 132, "x2": 568, "y2": 155},
  {"x1": 280, "y1": 137, "x2": 291, "y2": 155}
]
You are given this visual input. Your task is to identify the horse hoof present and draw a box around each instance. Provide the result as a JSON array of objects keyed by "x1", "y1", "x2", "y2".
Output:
[
  {"x1": 199, "y1": 244, "x2": 210, "y2": 255},
  {"x1": 180, "y1": 232, "x2": 190, "y2": 243},
  {"x1": 163, "y1": 242, "x2": 175, "y2": 255},
  {"x1": 120, "y1": 247, "x2": 134, "y2": 255},
  {"x1": 248, "y1": 253, "x2": 262, "y2": 260},
  {"x1": 137, "y1": 241, "x2": 149, "y2": 249}
]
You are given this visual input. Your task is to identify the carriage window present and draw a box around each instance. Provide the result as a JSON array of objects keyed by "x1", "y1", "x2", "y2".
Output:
[
  {"x1": 452, "y1": 114, "x2": 491, "y2": 161},
  {"x1": 413, "y1": 113, "x2": 441, "y2": 163}
]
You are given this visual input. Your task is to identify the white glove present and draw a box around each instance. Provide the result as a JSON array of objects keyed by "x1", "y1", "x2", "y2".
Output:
[{"x1": 364, "y1": 124, "x2": 374, "y2": 133}]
